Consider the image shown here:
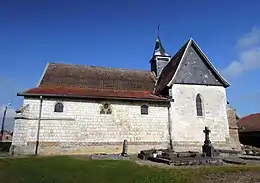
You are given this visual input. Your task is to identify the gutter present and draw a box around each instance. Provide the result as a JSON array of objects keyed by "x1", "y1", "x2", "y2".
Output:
[{"x1": 17, "y1": 92, "x2": 171, "y2": 103}]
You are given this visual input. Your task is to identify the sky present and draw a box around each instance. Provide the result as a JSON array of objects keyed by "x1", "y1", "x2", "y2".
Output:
[{"x1": 0, "y1": 0, "x2": 260, "y2": 130}]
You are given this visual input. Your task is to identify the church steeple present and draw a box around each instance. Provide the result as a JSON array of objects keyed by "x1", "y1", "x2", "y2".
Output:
[
  {"x1": 153, "y1": 36, "x2": 170, "y2": 57},
  {"x1": 150, "y1": 25, "x2": 171, "y2": 77}
]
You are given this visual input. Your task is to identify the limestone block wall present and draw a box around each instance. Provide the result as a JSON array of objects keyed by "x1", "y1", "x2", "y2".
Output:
[
  {"x1": 12, "y1": 97, "x2": 170, "y2": 155},
  {"x1": 170, "y1": 84, "x2": 230, "y2": 151},
  {"x1": 227, "y1": 105, "x2": 241, "y2": 151}
]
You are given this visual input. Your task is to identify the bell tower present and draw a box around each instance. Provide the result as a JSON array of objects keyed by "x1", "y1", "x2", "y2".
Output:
[{"x1": 150, "y1": 25, "x2": 171, "y2": 77}]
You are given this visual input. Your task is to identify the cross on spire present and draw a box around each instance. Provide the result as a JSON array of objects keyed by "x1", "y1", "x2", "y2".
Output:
[
  {"x1": 152, "y1": 24, "x2": 169, "y2": 57},
  {"x1": 157, "y1": 24, "x2": 160, "y2": 37}
]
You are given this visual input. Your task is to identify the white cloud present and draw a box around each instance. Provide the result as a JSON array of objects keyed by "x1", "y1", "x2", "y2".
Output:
[
  {"x1": 222, "y1": 27, "x2": 260, "y2": 77},
  {"x1": 235, "y1": 27, "x2": 260, "y2": 50}
]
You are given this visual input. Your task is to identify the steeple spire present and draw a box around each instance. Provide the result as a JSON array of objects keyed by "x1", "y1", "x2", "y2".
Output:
[
  {"x1": 150, "y1": 25, "x2": 171, "y2": 77},
  {"x1": 153, "y1": 25, "x2": 169, "y2": 57}
]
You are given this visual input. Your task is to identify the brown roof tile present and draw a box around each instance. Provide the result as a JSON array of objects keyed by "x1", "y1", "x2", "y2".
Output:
[
  {"x1": 237, "y1": 113, "x2": 260, "y2": 132},
  {"x1": 39, "y1": 63, "x2": 156, "y2": 92},
  {"x1": 20, "y1": 87, "x2": 168, "y2": 101}
]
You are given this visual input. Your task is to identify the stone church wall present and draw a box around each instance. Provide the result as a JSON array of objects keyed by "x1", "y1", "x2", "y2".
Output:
[
  {"x1": 12, "y1": 97, "x2": 170, "y2": 155},
  {"x1": 170, "y1": 84, "x2": 231, "y2": 151}
]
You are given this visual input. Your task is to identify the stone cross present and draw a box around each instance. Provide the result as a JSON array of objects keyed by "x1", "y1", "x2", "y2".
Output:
[
  {"x1": 203, "y1": 126, "x2": 211, "y2": 145},
  {"x1": 202, "y1": 126, "x2": 214, "y2": 157}
]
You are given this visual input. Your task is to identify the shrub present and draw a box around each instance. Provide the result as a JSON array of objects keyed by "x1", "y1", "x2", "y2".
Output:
[{"x1": 0, "y1": 142, "x2": 11, "y2": 152}]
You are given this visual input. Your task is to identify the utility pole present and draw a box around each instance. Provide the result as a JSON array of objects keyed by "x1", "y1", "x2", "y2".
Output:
[
  {"x1": 35, "y1": 96, "x2": 43, "y2": 155},
  {"x1": 0, "y1": 103, "x2": 11, "y2": 142}
]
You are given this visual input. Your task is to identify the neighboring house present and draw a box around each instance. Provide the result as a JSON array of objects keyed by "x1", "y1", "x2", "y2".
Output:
[
  {"x1": 12, "y1": 36, "x2": 233, "y2": 155},
  {"x1": 237, "y1": 113, "x2": 260, "y2": 148},
  {"x1": 2, "y1": 130, "x2": 13, "y2": 142}
]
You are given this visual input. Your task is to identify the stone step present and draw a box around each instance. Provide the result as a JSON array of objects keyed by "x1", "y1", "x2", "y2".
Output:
[{"x1": 239, "y1": 155, "x2": 260, "y2": 161}]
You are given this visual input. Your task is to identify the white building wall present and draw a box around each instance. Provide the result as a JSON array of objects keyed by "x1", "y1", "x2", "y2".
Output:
[
  {"x1": 12, "y1": 97, "x2": 170, "y2": 155},
  {"x1": 170, "y1": 84, "x2": 230, "y2": 151}
]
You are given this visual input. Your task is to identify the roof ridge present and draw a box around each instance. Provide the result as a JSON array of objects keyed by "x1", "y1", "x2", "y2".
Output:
[
  {"x1": 49, "y1": 62, "x2": 152, "y2": 73},
  {"x1": 240, "y1": 113, "x2": 260, "y2": 120},
  {"x1": 29, "y1": 86, "x2": 154, "y2": 93}
]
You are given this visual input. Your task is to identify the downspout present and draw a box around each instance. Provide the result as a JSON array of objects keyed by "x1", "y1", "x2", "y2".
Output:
[
  {"x1": 167, "y1": 101, "x2": 173, "y2": 150},
  {"x1": 35, "y1": 96, "x2": 43, "y2": 155}
]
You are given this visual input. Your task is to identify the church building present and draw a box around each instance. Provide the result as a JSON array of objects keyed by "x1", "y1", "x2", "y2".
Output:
[{"x1": 12, "y1": 35, "x2": 233, "y2": 155}]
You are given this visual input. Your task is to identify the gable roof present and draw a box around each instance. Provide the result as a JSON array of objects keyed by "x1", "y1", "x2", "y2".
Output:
[
  {"x1": 155, "y1": 38, "x2": 230, "y2": 94},
  {"x1": 38, "y1": 63, "x2": 157, "y2": 91},
  {"x1": 237, "y1": 113, "x2": 260, "y2": 132},
  {"x1": 19, "y1": 62, "x2": 169, "y2": 102}
]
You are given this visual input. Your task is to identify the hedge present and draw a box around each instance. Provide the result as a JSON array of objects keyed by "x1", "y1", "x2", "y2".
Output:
[{"x1": 0, "y1": 142, "x2": 11, "y2": 152}]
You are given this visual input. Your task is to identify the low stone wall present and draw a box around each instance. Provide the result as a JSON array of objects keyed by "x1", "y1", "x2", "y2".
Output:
[
  {"x1": 172, "y1": 140, "x2": 231, "y2": 152},
  {"x1": 13, "y1": 141, "x2": 169, "y2": 155}
]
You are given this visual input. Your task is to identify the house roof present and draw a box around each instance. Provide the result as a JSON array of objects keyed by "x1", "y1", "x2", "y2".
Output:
[
  {"x1": 237, "y1": 113, "x2": 260, "y2": 132},
  {"x1": 19, "y1": 62, "x2": 169, "y2": 101},
  {"x1": 155, "y1": 38, "x2": 230, "y2": 94}
]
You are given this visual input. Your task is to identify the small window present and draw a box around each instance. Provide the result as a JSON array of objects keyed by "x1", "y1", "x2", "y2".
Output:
[
  {"x1": 141, "y1": 105, "x2": 148, "y2": 115},
  {"x1": 100, "y1": 103, "x2": 112, "y2": 114},
  {"x1": 6, "y1": 136, "x2": 9, "y2": 140},
  {"x1": 196, "y1": 94, "x2": 203, "y2": 116},
  {"x1": 54, "y1": 102, "x2": 64, "y2": 113}
]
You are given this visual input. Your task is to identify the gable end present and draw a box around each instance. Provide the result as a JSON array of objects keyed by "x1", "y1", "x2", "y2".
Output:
[{"x1": 168, "y1": 39, "x2": 230, "y2": 88}]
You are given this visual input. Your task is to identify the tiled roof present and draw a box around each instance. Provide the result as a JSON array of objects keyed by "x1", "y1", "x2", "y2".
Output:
[
  {"x1": 19, "y1": 87, "x2": 168, "y2": 101},
  {"x1": 237, "y1": 113, "x2": 260, "y2": 132},
  {"x1": 39, "y1": 63, "x2": 157, "y2": 92},
  {"x1": 18, "y1": 62, "x2": 168, "y2": 101}
]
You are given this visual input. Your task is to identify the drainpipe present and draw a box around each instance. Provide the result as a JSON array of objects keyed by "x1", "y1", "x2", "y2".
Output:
[
  {"x1": 35, "y1": 96, "x2": 43, "y2": 155},
  {"x1": 167, "y1": 101, "x2": 173, "y2": 150}
]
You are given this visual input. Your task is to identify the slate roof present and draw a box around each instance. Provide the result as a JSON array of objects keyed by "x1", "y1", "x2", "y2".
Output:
[
  {"x1": 155, "y1": 40, "x2": 188, "y2": 94},
  {"x1": 237, "y1": 113, "x2": 260, "y2": 132},
  {"x1": 19, "y1": 63, "x2": 168, "y2": 101},
  {"x1": 152, "y1": 37, "x2": 170, "y2": 57},
  {"x1": 155, "y1": 38, "x2": 230, "y2": 94}
]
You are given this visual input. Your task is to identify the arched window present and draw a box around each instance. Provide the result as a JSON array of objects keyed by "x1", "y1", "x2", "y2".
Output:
[
  {"x1": 54, "y1": 102, "x2": 64, "y2": 113},
  {"x1": 141, "y1": 105, "x2": 148, "y2": 115},
  {"x1": 196, "y1": 94, "x2": 203, "y2": 116},
  {"x1": 100, "y1": 103, "x2": 112, "y2": 114}
]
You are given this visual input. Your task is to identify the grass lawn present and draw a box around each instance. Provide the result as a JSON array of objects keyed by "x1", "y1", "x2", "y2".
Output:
[{"x1": 1, "y1": 156, "x2": 260, "y2": 183}]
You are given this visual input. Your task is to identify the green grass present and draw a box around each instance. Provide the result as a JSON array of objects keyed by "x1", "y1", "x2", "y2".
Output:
[{"x1": 1, "y1": 156, "x2": 260, "y2": 183}]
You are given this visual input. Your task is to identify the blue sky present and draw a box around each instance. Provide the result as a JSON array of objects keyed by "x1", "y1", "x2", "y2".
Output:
[{"x1": 0, "y1": 0, "x2": 260, "y2": 127}]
